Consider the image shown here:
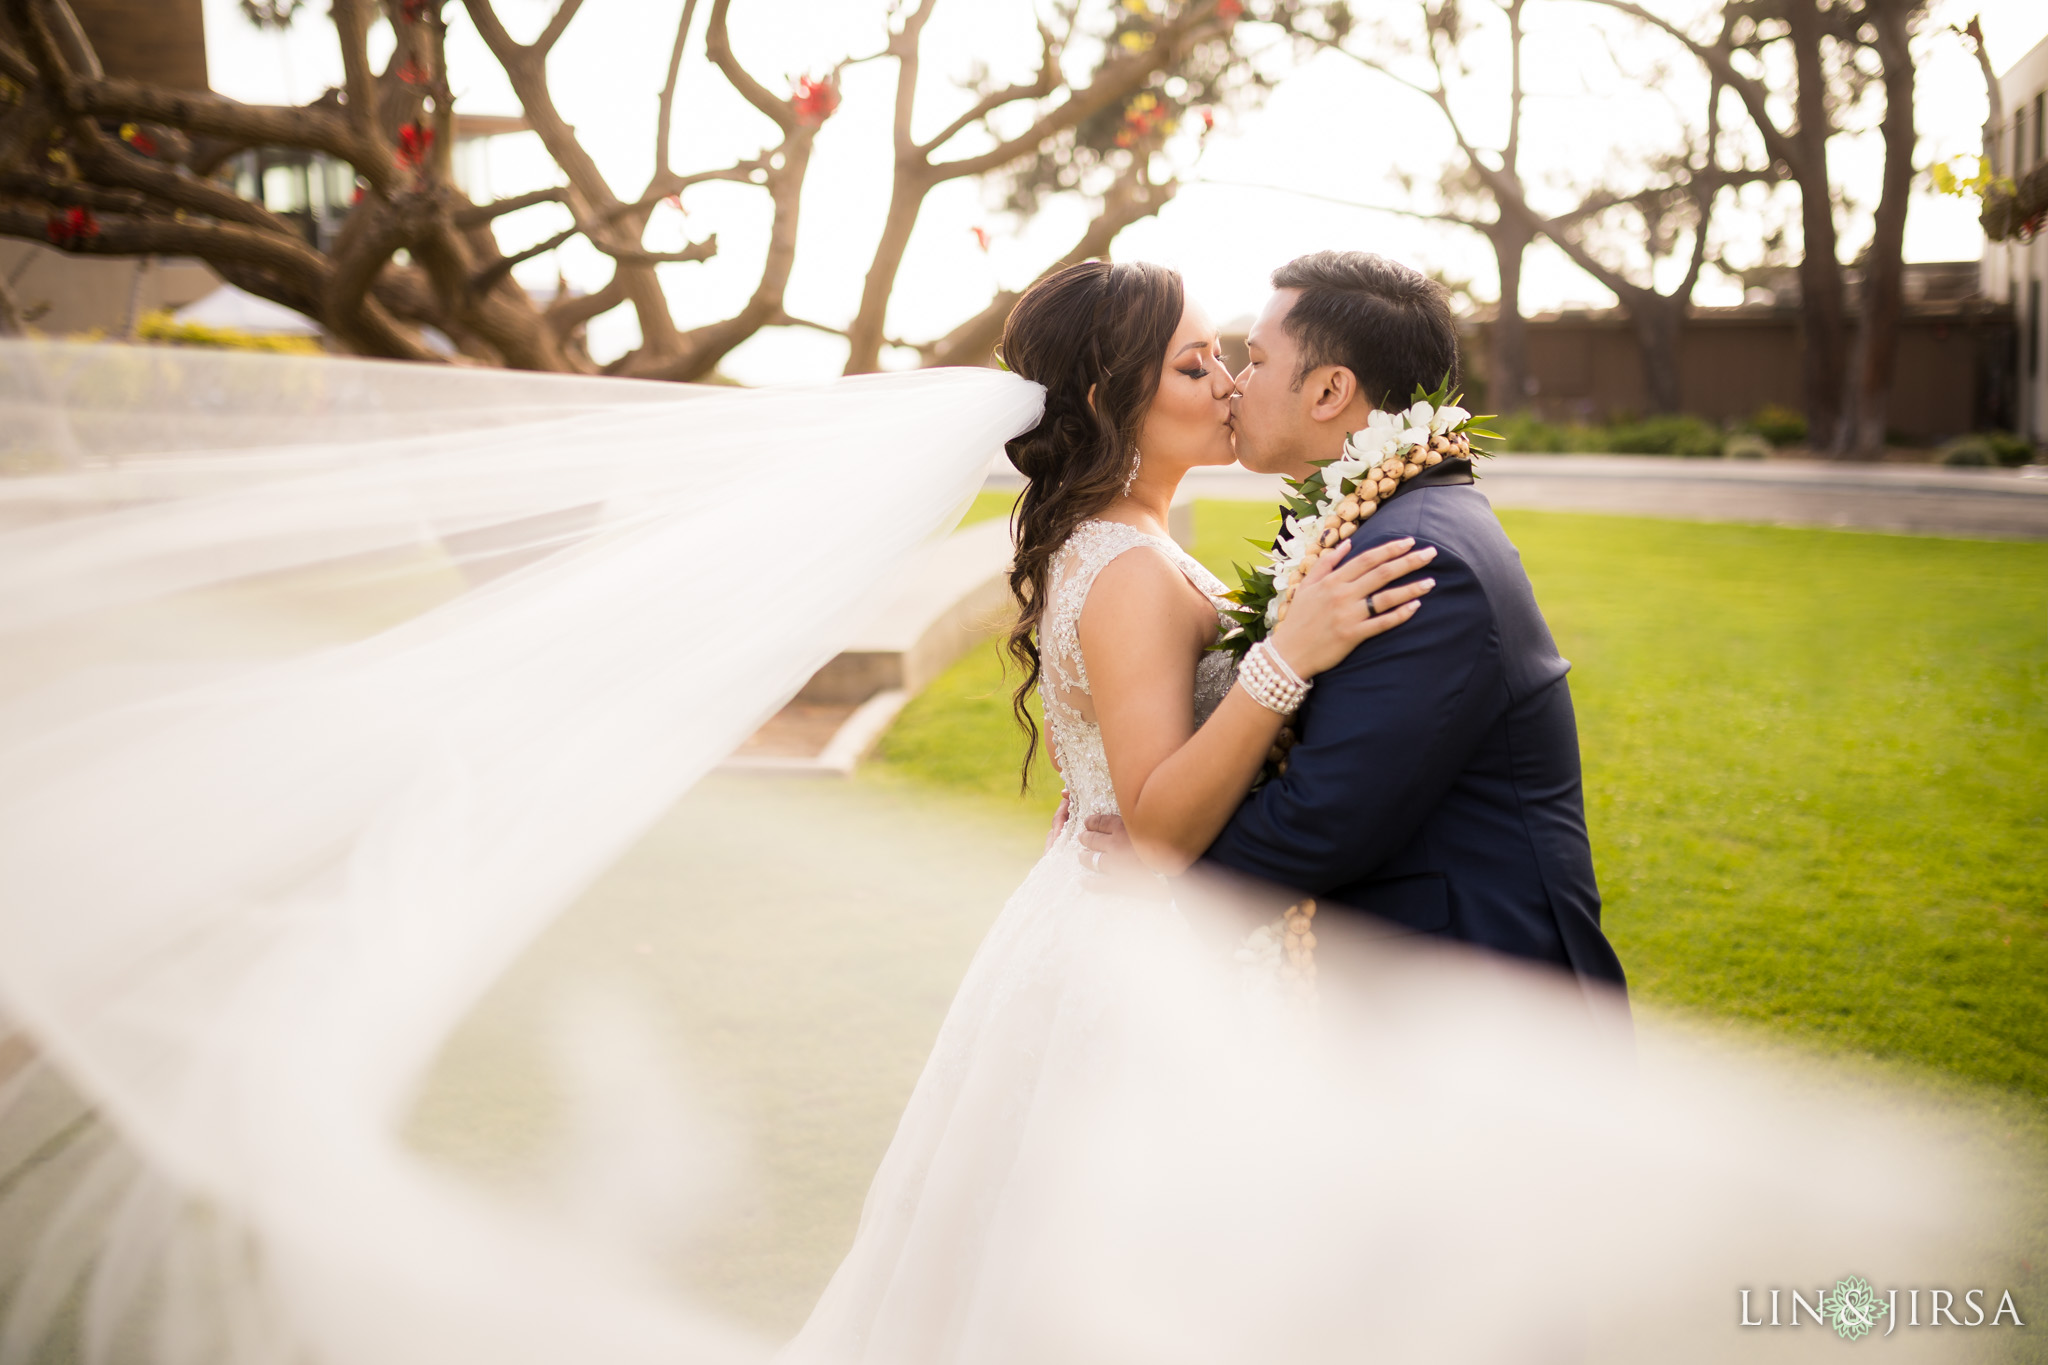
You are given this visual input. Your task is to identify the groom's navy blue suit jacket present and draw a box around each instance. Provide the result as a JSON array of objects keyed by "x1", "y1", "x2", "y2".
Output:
[{"x1": 1204, "y1": 474, "x2": 1628, "y2": 997}]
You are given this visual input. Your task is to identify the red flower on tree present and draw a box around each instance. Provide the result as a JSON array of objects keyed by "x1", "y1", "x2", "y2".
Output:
[
  {"x1": 397, "y1": 59, "x2": 429, "y2": 86},
  {"x1": 396, "y1": 122, "x2": 434, "y2": 169},
  {"x1": 1199, "y1": 107, "x2": 1216, "y2": 131},
  {"x1": 792, "y1": 76, "x2": 840, "y2": 127},
  {"x1": 400, "y1": 0, "x2": 433, "y2": 21},
  {"x1": 1217, "y1": 0, "x2": 1244, "y2": 19},
  {"x1": 970, "y1": 226, "x2": 991, "y2": 253},
  {"x1": 119, "y1": 122, "x2": 159, "y2": 156},
  {"x1": 46, "y1": 206, "x2": 99, "y2": 247},
  {"x1": 1116, "y1": 92, "x2": 1166, "y2": 148}
]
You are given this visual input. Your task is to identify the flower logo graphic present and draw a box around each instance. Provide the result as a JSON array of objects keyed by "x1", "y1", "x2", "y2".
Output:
[{"x1": 1821, "y1": 1275, "x2": 1889, "y2": 1341}]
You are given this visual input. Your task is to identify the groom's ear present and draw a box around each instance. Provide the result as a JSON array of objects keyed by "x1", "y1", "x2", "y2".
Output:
[{"x1": 1306, "y1": 364, "x2": 1360, "y2": 424}]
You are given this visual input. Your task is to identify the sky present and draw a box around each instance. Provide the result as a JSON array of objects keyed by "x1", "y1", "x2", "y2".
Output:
[{"x1": 204, "y1": 0, "x2": 2048, "y2": 383}]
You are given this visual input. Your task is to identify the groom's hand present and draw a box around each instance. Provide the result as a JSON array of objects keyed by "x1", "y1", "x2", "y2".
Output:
[{"x1": 1077, "y1": 813, "x2": 1146, "y2": 877}]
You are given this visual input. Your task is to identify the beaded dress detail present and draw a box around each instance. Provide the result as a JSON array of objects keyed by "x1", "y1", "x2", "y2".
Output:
[
  {"x1": 782, "y1": 519, "x2": 1239, "y2": 1365},
  {"x1": 1040, "y1": 519, "x2": 1239, "y2": 827}
]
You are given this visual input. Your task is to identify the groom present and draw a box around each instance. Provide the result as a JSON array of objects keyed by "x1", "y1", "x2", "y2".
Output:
[{"x1": 1086, "y1": 250, "x2": 1628, "y2": 1000}]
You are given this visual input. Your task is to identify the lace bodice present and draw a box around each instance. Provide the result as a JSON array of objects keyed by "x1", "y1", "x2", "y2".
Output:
[{"x1": 1041, "y1": 519, "x2": 1238, "y2": 825}]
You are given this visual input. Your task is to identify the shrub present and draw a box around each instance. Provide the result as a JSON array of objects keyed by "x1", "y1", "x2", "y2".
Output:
[
  {"x1": 1980, "y1": 431, "x2": 2037, "y2": 467},
  {"x1": 1492, "y1": 413, "x2": 1607, "y2": 454},
  {"x1": 135, "y1": 310, "x2": 322, "y2": 355},
  {"x1": 1602, "y1": 413, "x2": 1725, "y2": 457},
  {"x1": 1722, "y1": 432, "x2": 1772, "y2": 461},
  {"x1": 1747, "y1": 403, "x2": 1808, "y2": 447},
  {"x1": 1940, "y1": 433, "x2": 2035, "y2": 468},
  {"x1": 1939, "y1": 436, "x2": 1996, "y2": 467}
]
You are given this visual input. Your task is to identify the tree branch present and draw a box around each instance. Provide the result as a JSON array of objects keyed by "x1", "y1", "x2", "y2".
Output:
[
  {"x1": 545, "y1": 272, "x2": 628, "y2": 333},
  {"x1": 927, "y1": 22, "x2": 1202, "y2": 184},
  {"x1": 533, "y1": 0, "x2": 586, "y2": 56},
  {"x1": 773, "y1": 310, "x2": 914, "y2": 351},
  {"x1": 915, "y1": 21, "x2": 1060, "y2": 157},
  {"x1": 453, "y1": 185, "x2": 569, "y2": 227},
  {"x1": 703, "y1": 0, "x2": 795, "y2": 134},
  {"x1": 920, "y1": 166, "x2": 1181, "y2": 368},
  {"x1": 464, "y1": 0, "x2": 683, "y2": 353},
  {"x1": 1196, "y1": 176, "x2": 1492, "y2": 232},
  {"x1": 470, "y1": 223, "x2": 578, "y2": 292},
  {"x1": 0, "y1": 34, "x2": 35, "y2": 85},
  {"x1": 68, "y1": 78, "x2": 364, "y2": 165},
  {"x1": 0, "y1": 204, "x2": 328, "y2": 289},
  {"x1": 655, "y1": 0, "x2": 701, "y2": 176},
  {"x1": 1571, "y1": 0, "x2": 1805, "y2": 180},
  {"x1": 329, "y1": 0, "x2": 382, "y2": 148},
  {"x1": 596, "y1": 235, "x2": 717, "y2": 267}
]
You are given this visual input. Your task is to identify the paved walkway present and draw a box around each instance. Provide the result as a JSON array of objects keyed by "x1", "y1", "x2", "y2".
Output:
[{"x1": 993, "y1": 457, "x2": 2048, "y2": 540}]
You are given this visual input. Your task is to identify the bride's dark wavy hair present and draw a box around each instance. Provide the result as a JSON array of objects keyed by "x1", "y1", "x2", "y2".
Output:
[{"x1": 997, "y1": 258, "x2": 1185, "y2": 790}]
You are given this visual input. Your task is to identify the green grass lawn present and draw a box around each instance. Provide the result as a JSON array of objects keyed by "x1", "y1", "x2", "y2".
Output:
[
  {"x1": 958, "y1": 488, "x2": 1017, "y2": 527},
  {"x1": 870, "y1": 503, "x2": 2048, "y2": 1112}
]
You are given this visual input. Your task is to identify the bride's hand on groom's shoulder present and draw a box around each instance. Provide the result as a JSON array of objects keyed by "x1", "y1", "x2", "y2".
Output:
[{"x1": 1269, "y1": 536, "x2": 1438, "y2": 679}]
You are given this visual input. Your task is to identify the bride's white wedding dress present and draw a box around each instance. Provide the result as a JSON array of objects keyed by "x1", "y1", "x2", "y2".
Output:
[{"x1": 783, "y1": 520, "x2": 1236, "y2": 1363}]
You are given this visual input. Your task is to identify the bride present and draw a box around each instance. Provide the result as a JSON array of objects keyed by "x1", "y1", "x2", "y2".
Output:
[{"x1": 783, "y1": 259, "x2": 1437, "y2": 1362}]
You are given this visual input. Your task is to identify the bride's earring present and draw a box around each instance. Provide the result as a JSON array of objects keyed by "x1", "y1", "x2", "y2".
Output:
[{"x1": 1122, "y1": 445, "x2": 1142, "y2": 497}]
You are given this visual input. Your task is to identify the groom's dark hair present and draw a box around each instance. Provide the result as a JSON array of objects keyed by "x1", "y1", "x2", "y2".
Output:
[{"x1": 1271, "y1": 252, "x2": 1460, "y2": 409}]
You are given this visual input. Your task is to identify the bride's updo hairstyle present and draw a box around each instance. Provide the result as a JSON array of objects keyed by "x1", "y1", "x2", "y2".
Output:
[{"x1": 997, "y1": 258, "x2": 1185, "y2": 788}]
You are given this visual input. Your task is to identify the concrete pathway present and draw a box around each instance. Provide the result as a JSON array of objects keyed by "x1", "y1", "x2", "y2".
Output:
[{"x1": 1152, "y1": 456, "x2": 2048, "y2": 541}]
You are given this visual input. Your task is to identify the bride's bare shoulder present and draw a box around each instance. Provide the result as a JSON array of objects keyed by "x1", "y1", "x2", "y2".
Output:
[{"x1": 1076, "y1": 540, "x2": 1209, "y2": 652}]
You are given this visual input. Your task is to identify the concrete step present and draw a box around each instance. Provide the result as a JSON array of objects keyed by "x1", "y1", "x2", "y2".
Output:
[{"x1": 720, "y1": 493, "x2": 1194, "y2": 776}]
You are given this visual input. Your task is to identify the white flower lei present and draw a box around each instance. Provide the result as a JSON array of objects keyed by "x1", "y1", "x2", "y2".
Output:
[{"x1": 1216, "y1": 382, "x2": 1494, "y2": 658}]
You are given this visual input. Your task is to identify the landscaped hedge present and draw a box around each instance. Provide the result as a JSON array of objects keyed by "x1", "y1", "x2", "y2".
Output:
[{"x1": 1491, "y1": 412, "x2": 1725, "y2": 456}]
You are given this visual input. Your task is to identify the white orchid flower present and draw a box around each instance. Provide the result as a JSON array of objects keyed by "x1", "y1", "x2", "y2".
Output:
[
  {"x1": 1435, "y1": 403, "x2": 1470, "y2": 432},
  {"x1": 1323, "y1": 451, "x2": 1372, "y2": 494},
  {"x1": 1273, "y1": 511, "x2": 1312, "y2": 568},
  {"x1": 1343, "y1": 421, "x2": 1399, "y2": 463}
]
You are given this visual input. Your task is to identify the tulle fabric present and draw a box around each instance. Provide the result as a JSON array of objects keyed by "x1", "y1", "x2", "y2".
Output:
[
  {"x1": 0, "y1": 341, "x2": 2022, "y2": 1365},
  {"x1": 0, "y1": 340, "x2": 1042, "y2": 1365}
]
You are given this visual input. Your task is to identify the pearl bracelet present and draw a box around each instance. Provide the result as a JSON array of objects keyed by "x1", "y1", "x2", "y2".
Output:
[{"x1": 1239, "y1": 639, "x2": 1311, "y2": 716}]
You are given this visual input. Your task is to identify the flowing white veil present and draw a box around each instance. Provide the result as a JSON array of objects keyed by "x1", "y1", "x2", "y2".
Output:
[
  {"x1": 0, "y1": 340, "x2": 2029, "y2": 1365},
  {"x1": 0, "y1": 339, "x2": 1043, "y2": 1365}
]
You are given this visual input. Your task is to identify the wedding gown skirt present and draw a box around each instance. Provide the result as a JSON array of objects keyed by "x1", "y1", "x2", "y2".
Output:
[
  {"x1": 0, "y1": 343, "x2": 2025, "y2": 1365},
  {"x1": 784, "y1": 518, "x2": 1249, "y2": 1362}
]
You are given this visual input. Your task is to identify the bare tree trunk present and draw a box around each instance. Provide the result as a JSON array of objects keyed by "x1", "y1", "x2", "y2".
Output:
[
  {"x1": 1485, "y1": 217, "x2": 1533, "y2": 411},
  {"x1": 1784, "y1": 0, "x2": 1848, "y2": 449},
  {"x1": 1626, "y1": 291, "x2": 1685, "y2": 414},
  {"x1": 845, "y1": 175, "x2": 926, "y2": 374},
  {"x1": 1838, "y1": 0, "x2": 1918, "y2": 459}
]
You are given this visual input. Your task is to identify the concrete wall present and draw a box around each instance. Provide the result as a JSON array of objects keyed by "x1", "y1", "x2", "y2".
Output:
[
  {"x1": 1462, "y1": 303, "x2": 2014, "y2": 441},
  {"x1": 1, "y1": 243, "x2": 219, "y2": 336}
]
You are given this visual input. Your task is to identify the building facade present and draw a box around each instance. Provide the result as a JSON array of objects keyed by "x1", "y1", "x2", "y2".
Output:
[{"x1": 1980, "y1": 34, "x2": 2048, "y2": 444}]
